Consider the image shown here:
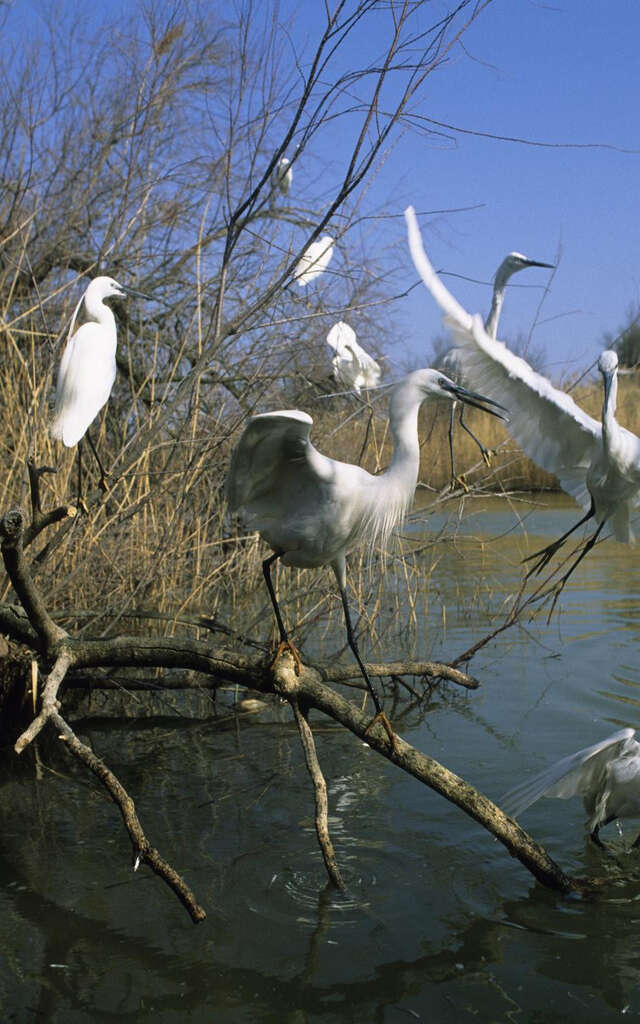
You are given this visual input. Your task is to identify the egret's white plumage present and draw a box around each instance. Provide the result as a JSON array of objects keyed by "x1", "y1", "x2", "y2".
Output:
[
  {"x1": 405, "y1": 205, "x2": 640, "y2": 573},
  {"x1": 500, "y1": 728, "x2": 640, "y2": 846},
  {"x1": 326, "y1": 321, "x2": 381, "y2": 393},
  {"x1": 226, "y1": 368, "x2": 506, "y2": 739},
  {"x1": 294, "y1": 236, "x2": 334, "y2": 287},
  {"x1": 272, "y1": 156, "x2": 292, "y2": 195},
  {"x1": 445, "y1": 250, "x2": 553, "y2": 483},
  {"x1": 51, "y1": 276, "x2": 126, "y2": 447},
  {"x1": 485, "y1": 251, "x2": 554, "y2": 340}
]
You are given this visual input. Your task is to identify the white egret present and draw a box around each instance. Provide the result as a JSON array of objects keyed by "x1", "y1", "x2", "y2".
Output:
[
  {"x1": 326, "y1": 321, "x2": 381, "y2": 393},
  {"x1": 51, "y1": 275, "x2": 145, "y2": 505},
  {"x1": 447, "y1": 252, "x2": 554, "y2": 487},
  {"x1": 294, "y1": 236, "x2": 334, "y2": 287},
  {"x1": 405, "y1": 205, "x2": 640, "y2": 589},
  {"x1": 500, "y1": 728, "x2": 640, "y2": 849},
  {"x1": 226, "y1": 369, "x2": 506, "y2": 745},
  {"x1": 271, "y1": 156, "x2": 292, "y2": 195}
]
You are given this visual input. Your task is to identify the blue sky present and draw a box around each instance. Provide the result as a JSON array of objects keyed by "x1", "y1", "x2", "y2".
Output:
[
  {"x1": 288, "y1": 1, "x2": 640, "y2": 377},
  {"x1": 8, "y1": 1, "x2": 640, "y2": 380}
]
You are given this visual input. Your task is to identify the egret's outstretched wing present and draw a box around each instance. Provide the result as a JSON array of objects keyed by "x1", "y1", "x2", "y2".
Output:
[
  {"x1": 226, "y1": 410, "x2": 316, "y2": 512},
  {"x1": 404, "y1": 205, "x2": 600, "y2": 509},
  {"x1": 500, "y1": 728, "x2": 636, "y2": 819},
  {"x1": 51, "y1": 325, "x2": 117, "y2": 447}
]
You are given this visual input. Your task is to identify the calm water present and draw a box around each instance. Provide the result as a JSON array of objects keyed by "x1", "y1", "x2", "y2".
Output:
[{"x1": 3, "y1": 494, "x2": 640, "y2": 1022}]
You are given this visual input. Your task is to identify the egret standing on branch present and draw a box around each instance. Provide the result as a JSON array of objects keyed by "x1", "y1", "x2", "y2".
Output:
[
  {"x1": 405, "y1": 205, "x2": 640, "y2": 592},
  {"x1": 271, "y1": 156, "x2": 292, "y2": 195},
  {"x1": 447, "y1": 251, "x2": 554, "y2": 488},
  {"x1": 294, "y1": 236, "x2": 334, "y2": 287},
  {"x1": 51, "y1": 275, "x2": 147, "y2": 509},
  {"x1": 226, "y1": 368, "x2": 506, "y2": 746},
  {"x1": 500, "y1": 728, "x2": 640, "y2": 849},
  {"x1": 326, "y1": 321, "x2": 381, "y2": 393}
]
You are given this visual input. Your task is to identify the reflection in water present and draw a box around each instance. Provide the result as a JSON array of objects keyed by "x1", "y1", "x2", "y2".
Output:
[{"x1": 3, "y1": 495, "x2": 640, "y2": 1020}]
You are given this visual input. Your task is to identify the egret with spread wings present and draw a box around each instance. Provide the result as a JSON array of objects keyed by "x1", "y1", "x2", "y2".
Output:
[
  {"x1": 501, "y1": 728, "x2": 640, "y2": 849},
  {"x1": 226, "y1": 368, "x2": 506, "y2": 746},
  {"x1": 405, "y1": 205, "x2": 640, "y2": 590}
]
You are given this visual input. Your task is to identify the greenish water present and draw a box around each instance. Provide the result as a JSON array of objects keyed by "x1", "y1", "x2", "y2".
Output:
[{"x1": 2, "y1": 494, "x2": 640, "y2": 1021}]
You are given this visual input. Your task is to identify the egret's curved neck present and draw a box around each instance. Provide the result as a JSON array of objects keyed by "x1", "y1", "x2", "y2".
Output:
[
  {"x1": 601, "y1": 370, "x2": 619, "y2": 445},
  {"x1": 484, "y1": 283, "x2": 506, "y2": 340},
  {"x1": 385, "y1": 385, "x2": 422, "y2": 495},
  {"x1": 84, "y1": 292, "x2": 116, "y2": 330}
]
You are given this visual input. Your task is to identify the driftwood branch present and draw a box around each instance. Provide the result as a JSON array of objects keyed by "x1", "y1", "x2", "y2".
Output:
[
  {"x1": 324, "y1": 661, "x2": 479, "y2": 689},
  {"x1": 290, "y1": 698, "x2": 345, "y2": 889},
  {"x1": 0, "y1": 509, "x2": 67, "y2": 650},
  {"x1": 14, "y1": 650, "x2": 73, "y2": 753},
  {"x1": 270, "y1": 654, "x2": 587, "y2": 896},
  {"x1": 50, "y1": 709, "x2": 206, "y2": 923},
  {"x1": 24, "y1": 458, "x2": 77, "y2": 549}
]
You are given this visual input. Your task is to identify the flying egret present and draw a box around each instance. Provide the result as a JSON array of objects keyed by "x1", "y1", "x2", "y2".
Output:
[
  {"x1": 294, "y1": 236, "x2": 334, "y2": 287},
  {"x1": 226, "y1": 369, "x2": 506, "y2": 745},
  {"x1": 500, "y1": 728, "x2": 640, "y2": 849},
  {"x1": 271, "y1": 156, "x2": 292, "y2": 195},
  {"x1": 405, "y1": 205, "x2": 640, "y2": 590},
  {"x1": 446, "y1": 252, "x2": 554, "y2": 488},
  {"x1": 326, "y1": 321, "x2": 381, "y2": 393},
  {"x1": 51, "y1": 275, "x2": 145, "y2": 507}
]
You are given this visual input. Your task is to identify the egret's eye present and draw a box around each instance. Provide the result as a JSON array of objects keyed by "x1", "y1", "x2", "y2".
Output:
[{"x1": 438, "y1": 377, "x2": 448, "y2": 388}]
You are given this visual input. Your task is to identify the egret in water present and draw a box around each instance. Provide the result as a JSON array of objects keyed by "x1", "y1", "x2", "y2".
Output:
[
  {"x1": 405, "y1": 205, "x2": 640, "y2": 591},
  {"x1": 326, "y1": 322, "x2": 381, "y2": 393},
  {"x1": 226, "y1": 368, "x2": 506, "y2": 745},
  {"x1": 294, "y1": 236, "x2": 334, "y2": 287},
  {"x1": 500, "y1": 728, "x2": 640, "y2": 849},
  {"x1": 446, "y1": 252, "x2": 554, "y2": 488},
  {"x1": 51, "y1": 275, "x2": 145, "y2": 507},
  {"x1": 271, "y1": 156, "x2": 292, "y2": 195}
]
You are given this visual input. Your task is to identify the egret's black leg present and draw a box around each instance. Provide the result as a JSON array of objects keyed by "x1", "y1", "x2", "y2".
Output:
[
  {"x1": 448, "y1": 403, "x2": 457, "y2": 488},
  {"x1": 263, "y1": 551, "x2": 288, "y2": 641},
  {"x1": 523, "y1": 500, "x2": 595, "y2": 577},
  {"x1": 76, "y1": 441, "x2": 89, "y2": 514},
  {"x1": 262, "y1": 551, "x2": 302, "y2": 675},
  {"x1": 590, "y1": 814, "x2": 616, "y2": 851},
  {"x1": 86, "y1": 429, "x2": 109, "y2": 492},
  {"x1": 338, "y1": 584, "x2": 396, "y2": 750},
  {"x1": 459, "y1": 405, "x2": 491, "y2": 465},
  {"x1": 551, "y1": 521, "x2": 605, "y2": 596}
]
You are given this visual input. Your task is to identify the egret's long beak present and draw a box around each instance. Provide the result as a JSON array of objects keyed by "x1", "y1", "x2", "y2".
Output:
[
  {"x1": 523, "y1": 259, "x2": 554, "y2": 270},
  {"x1": 602, "y1": 370, "x2": 613, "y2": 411},
  {"x1": 441, "y1": 380, "x2": 509, "y2": 420},
  {"x1": 125, "y1": 286, "x2": 152, "y2": 301}
]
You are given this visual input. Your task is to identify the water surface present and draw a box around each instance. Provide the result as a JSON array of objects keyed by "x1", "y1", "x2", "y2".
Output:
[{"x1": 3, "y1": 494, "x2": 640, "y2": 1021}]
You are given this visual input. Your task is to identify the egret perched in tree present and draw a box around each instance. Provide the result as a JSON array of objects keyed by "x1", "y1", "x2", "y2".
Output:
[
  {"x1": 405, "y1": 205, "x2": 640, "y2": 590},
  {"x1": 51, "y1": 275, "x2": 144, "y2": 507},
  {"x1": 500, "y1": 728, "x2": 640, "y2": 849},
  {"x1": 326, "y1": 321, "x2": 381, "y2": 393},
  {"x1": 294, "y1": 236, "x2": 334, "y2": 287},
  {"x1": 446, "y1": 251, "x2": 554, "y2": 488},
  {"x1": 271, "y1": 156, "x2": 292, "y2": 195},
  {"x1": 226, "y1": 368, "x2": 506, "y2": 746}
]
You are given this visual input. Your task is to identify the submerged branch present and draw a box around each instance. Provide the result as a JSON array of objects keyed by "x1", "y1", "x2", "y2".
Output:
[
  {"x1": 51, "y1": 709, "x2": 206, "y2": 923},
  {"x1": 289, "y1": 696, "x2": 345, "y2": 890}
]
